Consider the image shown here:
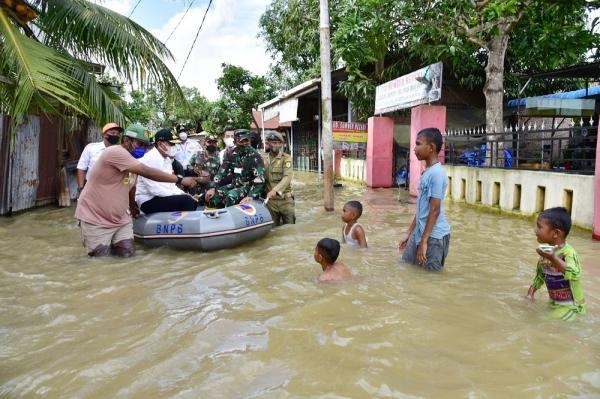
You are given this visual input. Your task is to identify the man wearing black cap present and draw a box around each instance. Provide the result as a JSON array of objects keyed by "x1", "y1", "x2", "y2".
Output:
[
  {"x1": 75, "y1": 125, "x2": 197, "y2": 257},
  {"x1": 263, "y1": 130, "x2": 295, "y2": 225},
  {"x1": 205, "y1": 129, "x2": 265, "y2": 208},
  {"x1": 135, "y1": 129, "x2": 198, "y2": 214}
]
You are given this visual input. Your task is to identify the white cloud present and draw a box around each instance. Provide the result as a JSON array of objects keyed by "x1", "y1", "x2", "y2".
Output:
[
  {"x1": 155, "y1": 0, "x2": 271, "y2": 100},
  {"x1": 95, "y1": 0, "x2": 133, "y2": 15},
  {"x1": 99, "y1": 0, "x2": 272, "y2": 100}
]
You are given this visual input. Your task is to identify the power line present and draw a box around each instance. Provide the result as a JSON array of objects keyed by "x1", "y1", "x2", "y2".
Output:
[
  {"x1": 128, "y1": 0, "x2": 143, "y2": 17},
  {"x1": 178, "y1": 0, "x2": 212, "y2": 80},
  {"x1": 165, "y1": 0, "x2": 197, "y2": 44}
]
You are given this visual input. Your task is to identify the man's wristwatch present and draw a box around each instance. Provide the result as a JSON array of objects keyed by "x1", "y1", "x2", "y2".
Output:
[{"x1": 176, "y1": 175, "x2": 183, "y2": 185}]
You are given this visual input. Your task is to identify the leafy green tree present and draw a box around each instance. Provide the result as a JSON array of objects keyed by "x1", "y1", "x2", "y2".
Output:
[
  {"x1": 122, "y1": 86, "x2": 210, "y2": 131},
  {"x1": 172, "y1": 87, "x2": 213, "y2": 133},
  {"x1": 259, "y1": 0, "x2": 324, "y2": 79},
  {"x1": 121, "y1": 90, "x2": 157, "y2": 127},
  {"x1": 216, "y1": 63, "x2": 276, "y2": 129},
  {"x1": 0, "y1": 0, "x2": 185, "y2": 132},
  {"x1": 402, "y1": 0, "x2": 599, "y2": 134},
  {"x1": 260, "y1": 0, "x2": 600, "y2": 129}
]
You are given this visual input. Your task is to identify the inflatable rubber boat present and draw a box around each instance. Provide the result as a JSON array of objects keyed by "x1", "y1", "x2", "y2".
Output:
[{"x1": 133, "y1": 200, "x2": 273, "y2": 250}]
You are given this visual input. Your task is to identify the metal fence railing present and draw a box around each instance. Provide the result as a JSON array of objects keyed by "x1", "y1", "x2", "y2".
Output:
[{"x1": 444, "y1": 123, "x2": 597, "y2": 174}]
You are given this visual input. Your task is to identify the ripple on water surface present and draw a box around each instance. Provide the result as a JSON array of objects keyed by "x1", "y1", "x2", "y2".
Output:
[{"x1": 1, "y1": 172, "x2": 599, "y2": 398}]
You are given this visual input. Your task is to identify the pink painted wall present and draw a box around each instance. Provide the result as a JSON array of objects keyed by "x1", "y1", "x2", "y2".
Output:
[
  {"x1": 594, "y1": 130, "x2": 600, "y2": 240},
  {"x1": 409, "y1": 105, "x2": 447, "y2": 197},
  {"x1": 366, "y1": 117, "x2": 394, "y2": 187}
]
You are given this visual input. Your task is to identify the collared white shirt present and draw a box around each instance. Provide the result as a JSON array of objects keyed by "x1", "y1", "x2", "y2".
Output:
[
  {"x1": 135, "y1": 147, "x2": 184, "y2": 207},
  {"x1": 76, "y1": 141, "x2": 106, "y2": 172},
  {"x1": 174, "y1": 140, "x2": 201, "y2": 169}
]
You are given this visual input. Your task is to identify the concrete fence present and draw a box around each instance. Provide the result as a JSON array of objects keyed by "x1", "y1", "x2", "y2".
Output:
[
  {"x1": 339, "y1": 158, "x2": 367, "y2": 183},
  {"x1": 445, "y1": 165, "x2": 594, "y2": 229}
]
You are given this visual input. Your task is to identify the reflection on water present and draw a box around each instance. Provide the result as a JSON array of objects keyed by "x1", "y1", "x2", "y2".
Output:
[{"x1": 1, "y1": 172, "x2": 599, "y2": 398}]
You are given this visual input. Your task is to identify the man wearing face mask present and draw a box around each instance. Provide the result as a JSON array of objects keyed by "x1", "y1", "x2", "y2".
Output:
[
  {"x1": 76, "y1": 122, "x2": 123, "y2": 194},
  {"x1": 173, "y1": 125, "x2": 201, "y2": 172},
  {"x1": 205, "y1": 129, "x2": 265, "y2": 208},
  {"x1": 75, "y1": 124, "x2": 197, "y2": 257},
  {"x1": 123, "y1": 123, "x2": 153, "y2": 158},
  {"x1": 263, "y1": 130, "x2": 295, "y2": 225},
  {"x1": 186, "y1": 134, "x2": 221, "y2": 205},
  {"x1": 219, "y1": 127, "x2": 235, "y2": 164},
  {"x1": 135, "y1": 129, "x2": 198, "y2": 214}
]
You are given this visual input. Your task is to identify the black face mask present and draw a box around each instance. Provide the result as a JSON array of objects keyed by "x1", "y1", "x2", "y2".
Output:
[
  {"x1": 105, "y1": 135, "x2": 120, "y2": 145},
  {"x1": 206, "y1": 144, "x2": 217, "y2": 153}
]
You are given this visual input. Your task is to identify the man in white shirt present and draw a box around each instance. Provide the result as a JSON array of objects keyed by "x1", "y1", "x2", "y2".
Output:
[
  {"x1": 76, "y1": 122, "x2": 122, "y2": 194},
  {"x1": 135, "y1": 129, "x2": 198, "y2": 214},
  {"x1": 174, "y1": 125, "x2": 201, "y2": 172},
  {"x1": 219, "y1": 127, "x2": 235, "y2": 164},
  {"x1": 75, "y1": 125, "x2": 197, "y2": 257}
]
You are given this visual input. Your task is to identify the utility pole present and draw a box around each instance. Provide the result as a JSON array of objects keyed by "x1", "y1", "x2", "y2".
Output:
[{"x1": 319, "y1": 0, "x2": 334, "y2": 211}]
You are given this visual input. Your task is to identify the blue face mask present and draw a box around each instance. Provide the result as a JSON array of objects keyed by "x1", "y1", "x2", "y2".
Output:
[{"x1": 130, "y1": 147, "x2": 146, "y2": 159}]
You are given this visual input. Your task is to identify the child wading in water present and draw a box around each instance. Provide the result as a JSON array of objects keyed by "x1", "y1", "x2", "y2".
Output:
[
  {"x1": 398, "y1": 127, "x2": 451, "y2": 271},
  {"x1": 314, "y1": 238, "x2": 352, "y2": 282},
  {"x1": 526, "y1": 207, "x2": 586, "y2": 320},
  {"x1": 341, "y1": 200, "x2": 367, "y2": 248}
]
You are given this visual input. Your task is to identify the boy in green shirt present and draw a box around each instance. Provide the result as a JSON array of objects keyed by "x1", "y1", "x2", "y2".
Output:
[{"x1": 526, "y1": 207, "x2": 586, "y2": 320}]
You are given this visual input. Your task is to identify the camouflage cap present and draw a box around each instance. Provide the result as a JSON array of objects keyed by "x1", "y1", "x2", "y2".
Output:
[
  {"x1": 234, "y1": 129, "x2": 253, "y2": 141},
  {"x1": 123, "y1": 123, "x2": 152, "y2": 144},
  {"x1": 205, "y1": 134, "x2": 219, "y2": 142}
]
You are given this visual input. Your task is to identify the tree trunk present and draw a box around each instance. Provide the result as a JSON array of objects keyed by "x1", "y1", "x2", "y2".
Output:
[{"x1": 484, "y1": 33, "x2": 509, "y2": 167}]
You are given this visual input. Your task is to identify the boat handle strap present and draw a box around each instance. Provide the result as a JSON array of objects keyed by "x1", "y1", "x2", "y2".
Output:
[{"x1": 203, "y1": 210, "x2": 227, "y2": 219}]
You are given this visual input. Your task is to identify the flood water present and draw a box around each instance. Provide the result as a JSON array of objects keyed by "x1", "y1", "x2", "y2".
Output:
[{"x1": 1, "y1": 172, "x2": 600, "y2": 398}]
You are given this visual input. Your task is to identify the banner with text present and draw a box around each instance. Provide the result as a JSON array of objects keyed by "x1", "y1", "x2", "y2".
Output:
[
  {"x1": 332, "y1": 121, "x2": 368, "y2": 143},
  {"x1": 374, "y1": 62, "x2": 443, "y2": 114},
  {"x1": 333, "y1": 121, "x2": 367, "y2": 159}
]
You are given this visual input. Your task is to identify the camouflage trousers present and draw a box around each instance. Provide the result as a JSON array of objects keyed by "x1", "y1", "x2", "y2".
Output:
[
  {"x1": 207, "y1": 184, "x2": 251, "y2": 208},
  {"x1": 266, "y1": 197, "x2": 295, "y2": 226}
]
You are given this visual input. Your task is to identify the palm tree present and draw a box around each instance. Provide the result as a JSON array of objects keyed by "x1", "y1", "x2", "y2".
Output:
[{"x1": 0, "y1": 0, "x2": 184, "y2": 131}]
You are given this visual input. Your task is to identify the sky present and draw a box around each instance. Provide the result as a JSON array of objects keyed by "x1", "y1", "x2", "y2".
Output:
[{"x1": 100, "y1": 0, "x2": 272, "y2": 100}]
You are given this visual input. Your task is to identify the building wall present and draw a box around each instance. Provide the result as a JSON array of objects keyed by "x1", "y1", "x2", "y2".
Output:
[
  {"x1": 445, "y1": 165, "x2": 594, "y2": 229},
  {"x1": 0, "y1": 114, "x2": 92, "y2": 215}
]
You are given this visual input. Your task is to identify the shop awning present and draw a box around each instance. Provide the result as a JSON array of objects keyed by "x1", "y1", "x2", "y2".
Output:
[{"x1": 507, "y1": 85, "x2": 600, "y2": 108}]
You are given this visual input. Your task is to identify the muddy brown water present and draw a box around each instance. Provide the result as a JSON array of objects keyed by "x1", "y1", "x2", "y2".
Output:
[{"x1": 1, "y1": 172, "x2": 599, "y2": 398}]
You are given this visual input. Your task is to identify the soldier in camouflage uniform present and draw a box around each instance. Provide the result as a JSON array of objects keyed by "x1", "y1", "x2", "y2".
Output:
[
  {"x1": 205, "y1": 129, "x2": 265, "y2": 208},
  {"x1": 186, "y1": 134, "x2": 221, "y2": 205},
  {"x1": 263, "y1": 130, "x2": 295, "y2": 225}
]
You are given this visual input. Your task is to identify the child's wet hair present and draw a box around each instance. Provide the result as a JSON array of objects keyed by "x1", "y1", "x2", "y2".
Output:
[
  {"x1": 316, "y1": 238, "x2": 340, "y2": 264},
  {"x1": 539, "y1": 207, "x2": 572, "y2": 236},
  {"x1": 345, "y1": 200, "x2": 363, "y2": 217},
  {"x1": 417, "y1": 127, "x2": 443, "y2": 153}
]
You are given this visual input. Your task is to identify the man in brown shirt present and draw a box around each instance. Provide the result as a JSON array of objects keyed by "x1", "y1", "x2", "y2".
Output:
[{"x1": 75, "y1": 124, "x2": 196, "y2": 257}]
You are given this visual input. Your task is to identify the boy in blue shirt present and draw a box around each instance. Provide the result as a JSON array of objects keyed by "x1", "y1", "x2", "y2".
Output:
[{"x1": 398, "y1": 127, "x2": 451, "y2": 271}]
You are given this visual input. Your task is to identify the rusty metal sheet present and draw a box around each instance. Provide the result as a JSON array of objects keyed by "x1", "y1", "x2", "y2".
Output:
[
  {"x1": 0, "y1": 114, "x2": 9, "y2": 215},
  {"x1": 10, "y1": 116, "x2": 40, "y2": 213},
  {"x1": 37, "y1": 115, "x2": 60, "y2": 204}
]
